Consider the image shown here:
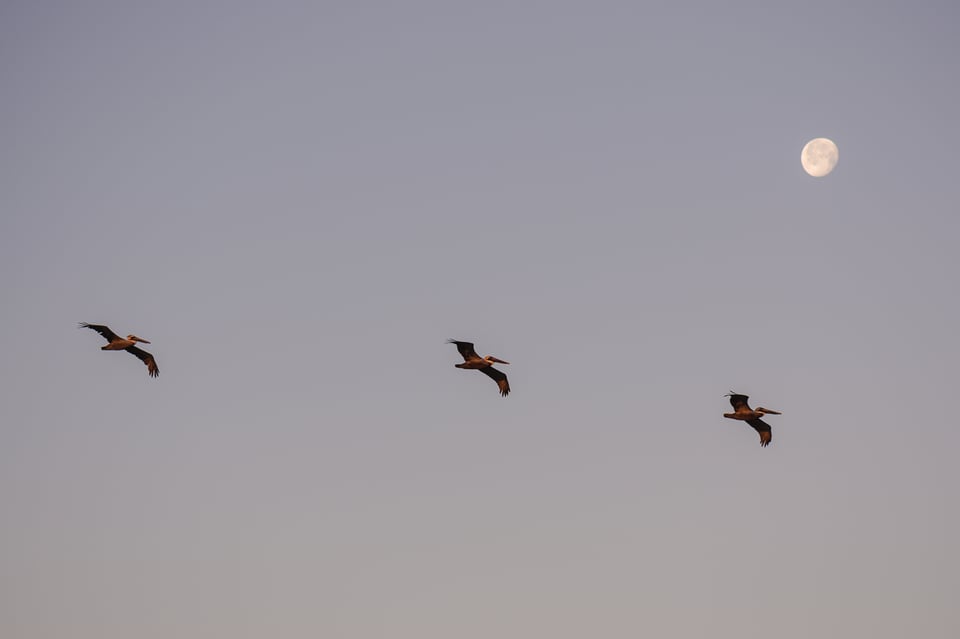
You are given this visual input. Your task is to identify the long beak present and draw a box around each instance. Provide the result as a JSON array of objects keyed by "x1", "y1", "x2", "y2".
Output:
[
  {"x1": 133, "y1": 336, "x2": 151, "y2": 344},
  {"x1": 757, "y1": 407, "x2": 781, "y2": 415},
  {"x1": 488, "y1": 356, "x2": 510, "y2": 365}
]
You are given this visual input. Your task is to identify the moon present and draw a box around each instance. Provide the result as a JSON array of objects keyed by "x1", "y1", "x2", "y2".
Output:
[{"x1": 801, "y1": 138, "x2": 839, "y2": 177}]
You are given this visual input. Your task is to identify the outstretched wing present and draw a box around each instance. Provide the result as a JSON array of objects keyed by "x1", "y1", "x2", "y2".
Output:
[
  {"x1": 747, "y1": 418, "x2": 772, "y2": 447},
  {"x1": 80, "y1": 322, "x2": 120, "y2": 343},
  {"x1": 447, "y1": 339, "x2": 480, "y2": 362},
  {"x1": 480, "y1": 366, "x2": 510, "y2": 397},
  {"x1": 727, "y1": 393, "x2": 751, "y2": 411},
  {"x1": 125, "y1": 346, "x2": 159, "y2": 378}
]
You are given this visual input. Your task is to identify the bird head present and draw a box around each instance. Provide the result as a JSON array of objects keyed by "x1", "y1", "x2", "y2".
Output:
[
  {"x1": 127, "y1": 335, "x2": 151, "y2": 344},
  {"x1": 485, "y1": 356, "x2": 510, "y2": 365}
]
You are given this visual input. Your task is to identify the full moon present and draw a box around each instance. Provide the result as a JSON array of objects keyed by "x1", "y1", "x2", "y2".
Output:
[{"x1": 801, "y1": 137, "x2": 839, "y2": 177}]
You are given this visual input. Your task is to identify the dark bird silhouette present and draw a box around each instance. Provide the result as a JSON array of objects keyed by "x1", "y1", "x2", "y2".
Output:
[
  {"x1": 447, "y1": 339, "x2": 510, "y2": 397},
  {"x1": 723, "y1": 392, "x2": 781, "y2": 447},
  {"x1": 80, "y1": 322, "x2": 159, "y2": 378}
]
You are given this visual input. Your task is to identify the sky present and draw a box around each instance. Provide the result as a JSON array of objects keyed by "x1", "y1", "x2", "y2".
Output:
[{"x1": 2, "y1": 1, "x2": 959, "y2": 637}]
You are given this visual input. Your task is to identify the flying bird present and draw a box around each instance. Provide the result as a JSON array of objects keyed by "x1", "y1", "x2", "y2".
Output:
[
  {"x1": 723, "y1": 392, "x2": 781, "y2": 447},
  {"x1": 447, "y1": 339, "x2": 511, "y2": 397},
  {"x1": 80, "y1": 322, "x2": 159, "y2": 378}
]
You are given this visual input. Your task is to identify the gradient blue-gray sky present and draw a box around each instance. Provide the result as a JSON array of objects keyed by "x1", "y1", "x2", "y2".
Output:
[{"x1": 3, "y1": 1, "x2": 958, "y2": 637}]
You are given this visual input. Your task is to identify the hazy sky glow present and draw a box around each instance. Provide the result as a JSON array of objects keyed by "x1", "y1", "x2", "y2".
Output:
[{"x1": 2, "y1": 1, "x2": 959, "y2": 637}]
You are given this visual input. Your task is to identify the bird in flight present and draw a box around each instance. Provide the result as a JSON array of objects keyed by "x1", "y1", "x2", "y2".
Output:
[
  {"x1": 447, "y1": 339, "x2": 511, "y2": 397},
  {"x1": 79, "y1": 322, "x2": 159, "y2": 378},
  {"x1": 723, "y1": 392, "x2": 781, "y2": 447}
]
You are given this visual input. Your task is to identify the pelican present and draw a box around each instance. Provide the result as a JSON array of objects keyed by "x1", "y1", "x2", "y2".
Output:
[
  {"x1": 447, "y1": 339, "x2": 511, "y2": 397},
  {"x1": 723, "y1": 391, "x2": 781, "y2": 447},
  {"x1": 80, "y1": 322, "x2": 159, "y2": 378}
]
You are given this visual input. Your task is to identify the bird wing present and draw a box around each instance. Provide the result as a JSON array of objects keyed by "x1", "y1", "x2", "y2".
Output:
[
  {"x1": 80, "y1": 322, "x2": 121, "y2": 343},
  {"x1": 125, "y1": 345, "x2": 159, "y2": 378},
  {"x1": 747, "y1": 418, "x2": 772, "y2": 447},
  {"x1": 480, "y1": 366, "x2": 510, "y2": 397},
  {"x1": 447, "y1": 339, "x2": 480, "y2": 362},
  {"x1": 727, "y1": 393, "x2": 751, "y2": 412}
]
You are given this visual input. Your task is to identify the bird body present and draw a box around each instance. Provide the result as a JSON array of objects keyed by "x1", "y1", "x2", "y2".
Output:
[
  {"x1": 454, "y1": 358, "x2": 505, "y2": 370},
  {"x1": 80, "y1": 323, "x2": 159, "y2": 377},
  {"x1": 447, "y1": 339, "x2": 510, "y2": 396},
  {"x1": 723, "y1": 392, "x2": 781, "y2": 447},
  {"x1": 99, "y1": 336, "x2": 142, "y2": 350}
]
